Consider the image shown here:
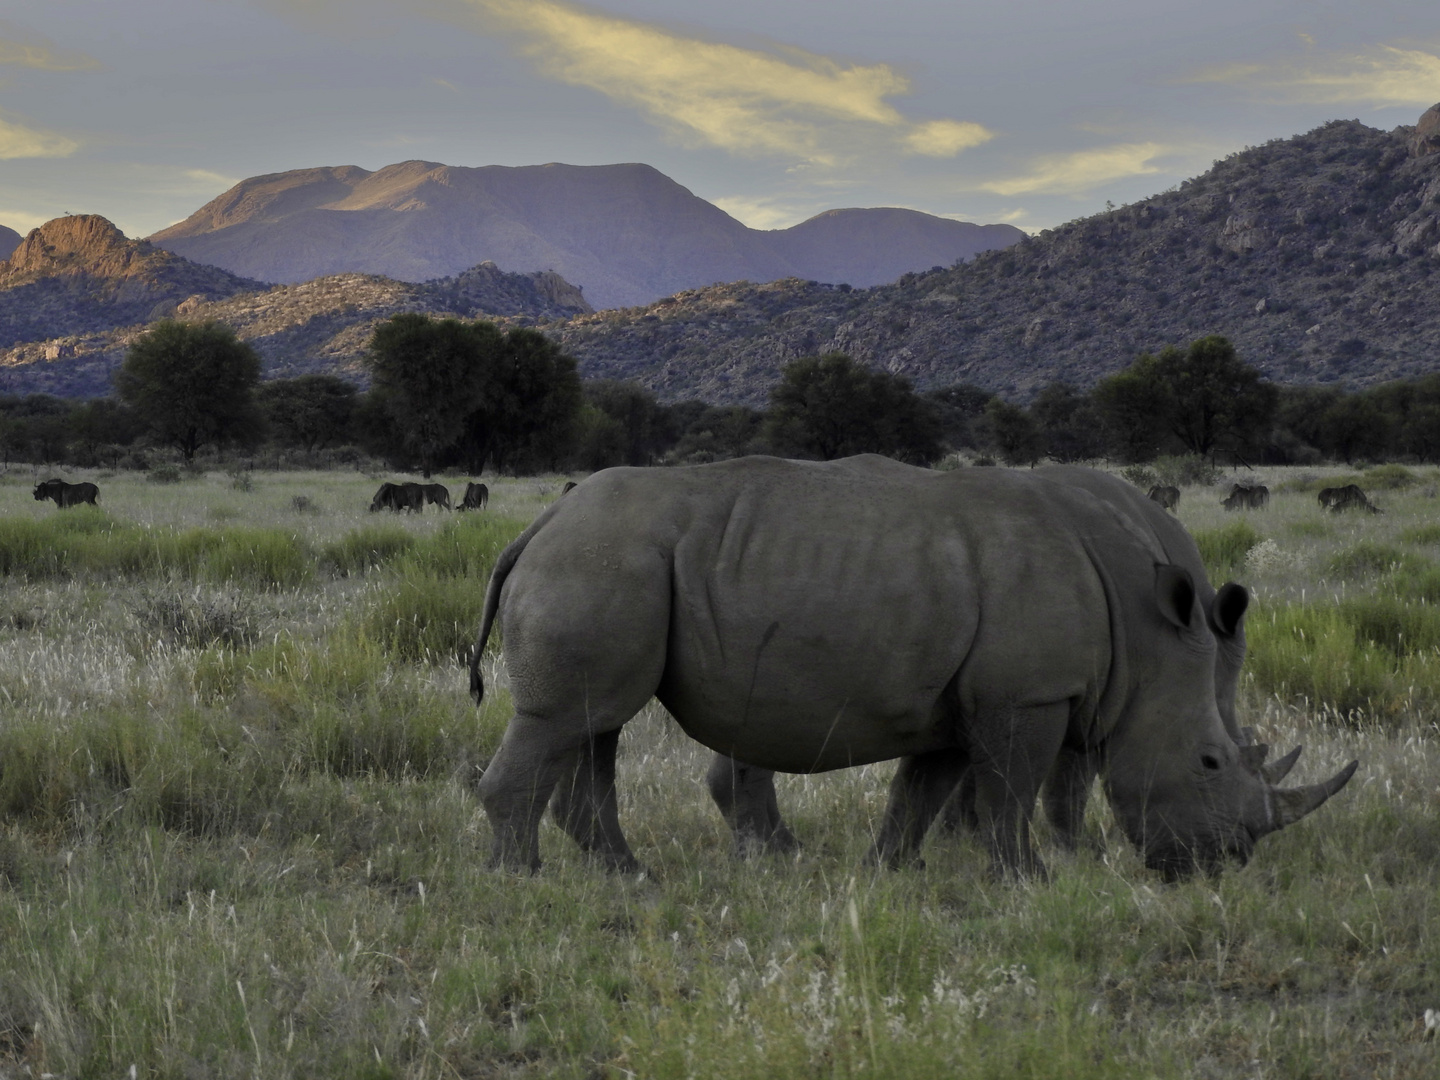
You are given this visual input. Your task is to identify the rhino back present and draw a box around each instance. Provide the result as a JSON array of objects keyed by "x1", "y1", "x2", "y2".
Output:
[{"x1": 500, "y1": 458, "x2": 1128, "y2": 774}]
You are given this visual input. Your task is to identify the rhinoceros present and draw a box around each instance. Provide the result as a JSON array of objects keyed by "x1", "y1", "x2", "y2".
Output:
[
  {"x1": 469, "y1": 456, "x2": 1355, "y2": 879},
  {"x1": 709, "y1": 462, "x2": 1299, "y2": 860}
]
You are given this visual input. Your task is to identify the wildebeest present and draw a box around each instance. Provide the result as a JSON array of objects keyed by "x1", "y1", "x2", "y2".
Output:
[
  {"x1": 1318, "y1": 484, "x2": 1380, "y2": 513},
  {"x1": 561, "y1": 480, "x2": 578, "y2": 495},
  {"x1": 33, "y1": 479, "x2": 99, "y2": 508},
  {"x1": 1147, "y1": 484, "x2": 1180, "y2": 512},
  {"x1": 1222, "y1": 482, "x2": 1269, "y2": 511},
  {"x1": 459, "y1": 482, "x2": 489, "y2": 511},
  {"x1": 369, "y1": 481, "x2": 425, "y2": 513},
  {"x1": 469, "y1": 456, "x2": 1354, "y2": 879},
  {"x1": 422, "y1": 483, "x2": 451, "y2": 511}
]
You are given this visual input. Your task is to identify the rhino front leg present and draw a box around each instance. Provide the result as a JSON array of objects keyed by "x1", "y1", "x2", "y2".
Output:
[
  {"x1": 968, "y1": 701, "x2": 1070, "y2": 879},
  {"x1": 705, "y1": 754, "x2": 800, "y2": 856},
  {"x1": 868, "y1": 748, "x2": 970, "y2": 869},
  {"x1": 1041, "y1": 746, "x2": 1102, "y2": 854},
  {"x1": 551, "y1": 728, "x2": 642, "y2": 873}
]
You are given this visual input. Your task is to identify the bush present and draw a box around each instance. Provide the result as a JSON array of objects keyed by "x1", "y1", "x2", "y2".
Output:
[
  {"x1": 1193, "y1": 520, "x2": 1263, "y2": 580},
  {"x1": 1152, "y1": 454, "x2": 1221, "y2": 487},
  {"x1": 1119, "y1": 464, "x2": 1157, "y2": 490},
  {"x1": 320, "y1": 525, "x2": 417, "y2": 576},
  {"x1": 148, "y1": 464, "x2": 183, "y2": 484},
  {"x1": 1326, "y1": 541, "x2": 1417, "y2": 580}
]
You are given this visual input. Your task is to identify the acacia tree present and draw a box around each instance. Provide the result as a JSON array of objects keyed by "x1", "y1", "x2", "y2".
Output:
[
  {"x1": 257, "y1": 375, "x2": 358, "y2": 451},
  {"x1": 115, "y1": 319, "x2": 262, "y2": 461},
  {"x1": 367, "y1": 314, "x2": 501, "y2": 477},
  {"x1": 1152, "y1": 335, "x2": 1277, "y2": 460},
  {"x1": 767, "y1": 353, "x2": 942, "y2": 464}
]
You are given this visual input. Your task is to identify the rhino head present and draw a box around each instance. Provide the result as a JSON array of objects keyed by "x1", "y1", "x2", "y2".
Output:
[{"x1": 1102, "y1": 564, "x2": 1357, "y2": 880}]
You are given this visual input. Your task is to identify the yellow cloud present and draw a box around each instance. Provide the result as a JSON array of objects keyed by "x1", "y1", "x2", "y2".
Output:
[
  {"x1": 462, "y1": 0, "x2": 991, "y2": 163},
  {"x1": 980, "y1": 142, "x2": 1169, "y2": 197},
  {"x1": 0, "y1": 115, "x2": 78, "y2": 159},
  {"x1": 0, "y1": 22, "x2": 100, "y2": 71},
  {"x1": 1188, "y1": 44, "x2": 1440, "y2": 108}
]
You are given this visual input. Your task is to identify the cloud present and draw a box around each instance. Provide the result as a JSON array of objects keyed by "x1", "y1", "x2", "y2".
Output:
[
  {"x1": 979, "y1": 142, "x2": 1170, "y2": 197},
  {"x1": 1187, "y1": 43, "x2": 1440, "y2": 109},
  {"x1": 459, "y1": 0, "x2": 991, "y2": 164},
  {"x1": 0, "y1": 21, "x2": 100, "y2": 71},
  {"x1": 0, "y1": 115, "x2": 78, "y2": 159}
]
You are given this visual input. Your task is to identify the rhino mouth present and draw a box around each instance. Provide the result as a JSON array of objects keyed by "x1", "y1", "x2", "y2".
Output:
[{"x1": 1145, "y1": 828, "x2": 1255, "y2": 882}]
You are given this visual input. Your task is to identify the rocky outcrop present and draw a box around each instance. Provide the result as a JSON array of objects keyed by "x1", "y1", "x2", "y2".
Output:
[{"x1": 1411, "y1": 103, "x2": 1440, "y2": 158}]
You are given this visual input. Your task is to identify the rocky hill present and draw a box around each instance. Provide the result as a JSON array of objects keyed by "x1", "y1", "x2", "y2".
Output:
[
  {"x1": 0, "y1": 226, "x2": 21, "y2": 260},
  {"x1": 149, "y1": 161, "x2": 1024, "y2": 309},
  {"x1": 0, "y1": 217, "x2": 592, "y2": 397},
  {"x1": 554, "y1": 108, "x2": 1440, "y2": 404}
]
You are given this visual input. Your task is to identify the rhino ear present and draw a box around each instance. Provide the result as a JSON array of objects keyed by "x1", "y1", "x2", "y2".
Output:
[
  {"x1": 1154, "y1": 564, "x2": 1197, "y2": 630},
  {"x1": 1211, "y1": 582, "x2": 1250, "y2": 639}
]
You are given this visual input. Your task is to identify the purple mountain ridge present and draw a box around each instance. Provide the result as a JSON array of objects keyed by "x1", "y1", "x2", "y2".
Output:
[{"x1": 149, "y1": 161, "x2": 1025, "y2": 309}]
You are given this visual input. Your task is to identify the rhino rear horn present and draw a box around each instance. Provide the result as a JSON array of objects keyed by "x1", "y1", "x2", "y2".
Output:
[
  {"x1": 1268, "y1": 760, "x2": 1359, "y2": 831},
  {"x1": 1261, "y1": 745, "x2": 1303, "y2": 785}
]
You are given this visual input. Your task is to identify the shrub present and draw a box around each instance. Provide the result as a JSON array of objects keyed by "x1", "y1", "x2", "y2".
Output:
[
  {"x1": 147, "y1": 464, "x2": 183, "y2": 484},
  {"x1": 1193, "y1": 520, "x2": 1262, "y2": 580},
  {"x1": 1119, "y1": 464, "x2": 1157, "y2": 490},
  {"x1": 1152, "y1": 454, "x2": 1220, "y2": 487},
  {"x1": 1326, "y1": 541, "x2": 1417, "y2": 580},
  {"x1": 1361, "y1": 463, "x2": 1420, "y2": 490},
  {"x1": 319, "y1": 525, "x2": 416, "y2": 576},
  {"x1": 1399, "y1": 524, "x2": 1440, "y2": 545}
]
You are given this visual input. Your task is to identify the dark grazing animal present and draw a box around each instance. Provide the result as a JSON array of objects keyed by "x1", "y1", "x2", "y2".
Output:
[
  {"x1": 469, "y1": 456, "x2": 1354, "y2": 879},
  {"x1": 33, "y1": 479, "x2": 99, "y2": 508},
  {"x1": 459, "y1": 482, "x2": 489, "y2": 511},
  {"x1": 369, "y1": 481, "x2": 426, "y2": 513},
  {"x1": 1222, "y1": 483, "x2": 1269, "y2": 511},
  {"x1": 422, "y1": 483, "x2": 452, "y2": 510},
  {"x1": 1147, "y1": 484, "x2": 1180, "y2": 511},
  {"x1": 1318, "y1": 484, "x2": 1380, "y2": 513}
]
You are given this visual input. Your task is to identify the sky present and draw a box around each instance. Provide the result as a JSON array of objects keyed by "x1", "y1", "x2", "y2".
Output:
[{"x1": 0, "y1": 0, "x2": 1438, "y2": 241}]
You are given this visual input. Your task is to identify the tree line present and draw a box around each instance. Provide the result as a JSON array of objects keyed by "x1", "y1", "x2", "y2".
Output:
[{"x1": 2, "y1": 316, "x2": 1435, "y2": 472}]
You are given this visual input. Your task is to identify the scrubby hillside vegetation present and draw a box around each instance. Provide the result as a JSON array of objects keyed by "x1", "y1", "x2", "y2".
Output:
[{"x1": 555, "y1": 111, "x2": 1440, "y2": 403}]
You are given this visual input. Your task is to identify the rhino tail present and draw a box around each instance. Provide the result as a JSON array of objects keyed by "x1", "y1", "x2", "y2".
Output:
[{"x1": 469, "y1": 511, "x2": 556, "y2": 705}]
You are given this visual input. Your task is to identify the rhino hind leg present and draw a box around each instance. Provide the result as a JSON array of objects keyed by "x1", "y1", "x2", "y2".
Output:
[
  {"x1": 551, "y1": 729, "x2": 642, "y2": 873},
  {"x1": 476, "y1": 714, "x2": 585, "y2": 872},
  {"x1": 705, "y1": 755, "x2": 800, "y2": 857},
  {"x1": 936, "y1": 769, "x2": 979, "y2": 834},
  {"x1": 869, "y1": 748, "x2": 970, "y2": 869}
]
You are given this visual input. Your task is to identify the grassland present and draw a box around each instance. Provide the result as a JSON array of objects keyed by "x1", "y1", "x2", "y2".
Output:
[{"x1": 0, "y1": 463, "x2": 1436, "y2": 1079}]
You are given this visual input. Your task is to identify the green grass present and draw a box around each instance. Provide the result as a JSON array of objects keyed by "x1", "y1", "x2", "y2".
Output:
[{"x1": 0, "y1": 466, "x2": 1437, "y2": 1079}]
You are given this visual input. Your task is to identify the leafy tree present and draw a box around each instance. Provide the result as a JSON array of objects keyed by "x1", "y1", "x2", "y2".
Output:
[
  {"x1": 1150, "y1": 335, "x2": 1277, "y2": 459},
  {"x1": 471, "y1": 328, "x2": 583, "y2": 474},
  {"x1": 257, "y1": 375, "x2": 358, "y2": 451},
  {"x1": 580, "y1": 380, "x2": 675, "y2": 467},
  {"x1": 1090, "y1": 355, "x2": 1168, "y2": 463},
  {"x1": 114, "y1": 319, "x2": 262, "y2": 461},
  {"x1": 767, "y1": 353, "x2": 942, "y2": 464},
  {"x1": 984, "y1": 398, "x2": 1045, "y2": 466},
  {"x1": 367, "y1": 314, "x2": 502, "y2": 477},
  {"x1": 925, "y1": 383, "x2": 992, "y2": 449},
  {"x1": 1314, "y1": 392, "x2": 1391, "y2": 464},
  {"x1": 671, "y1": 404, "x2": 767, "y2": 463},
  {"x1": 1029, "y1": 382, "x2": 1104, "y2": 462}
]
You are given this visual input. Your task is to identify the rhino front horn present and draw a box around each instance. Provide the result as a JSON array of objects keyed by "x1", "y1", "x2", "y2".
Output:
[{"x1": 1268, "y1": 760, "x2": 1359, "y2": 831}]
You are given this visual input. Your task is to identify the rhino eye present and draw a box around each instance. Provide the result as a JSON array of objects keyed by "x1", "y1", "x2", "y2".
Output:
[{"x1": 1201, "y1": 754, "x2": 1221, "y2": 771}]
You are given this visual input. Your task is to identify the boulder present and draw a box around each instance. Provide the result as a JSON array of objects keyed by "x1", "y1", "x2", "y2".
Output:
[{"x1": 1412, "y1": 103, "x2": 1440, "y2": 159}]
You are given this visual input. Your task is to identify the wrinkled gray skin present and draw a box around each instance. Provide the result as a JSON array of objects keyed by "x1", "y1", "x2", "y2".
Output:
[
  {"x1": 713, "y1": 463, "x2": 1275, "y2": 861},
  {"x1": 470, "y1": 456, "x2": 1355, "y2": 879}
]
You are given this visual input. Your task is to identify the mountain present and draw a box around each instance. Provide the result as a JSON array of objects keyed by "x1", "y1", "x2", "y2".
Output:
[
  {"x1": 0, "y1": 215, "x2": 264, "y2": 350},
  {"x1": 553, "y1": 110, "x2": 1440, "y2": 403},
  {"x1": 0, "y1": 216, "x2": 591, "y2": 397},
  {"x1": 148, "y1": 161, "x2": 1025, "y2": 309},
  {"x1": 0, "y1": 226, "x2": 20, "y2": 260}
]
